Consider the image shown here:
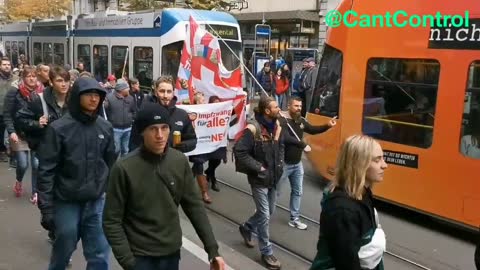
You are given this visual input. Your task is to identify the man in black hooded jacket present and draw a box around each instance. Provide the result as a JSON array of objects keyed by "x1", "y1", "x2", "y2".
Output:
[{"x1": 37, "y1": 77, "x2": 116, "y2": 270}]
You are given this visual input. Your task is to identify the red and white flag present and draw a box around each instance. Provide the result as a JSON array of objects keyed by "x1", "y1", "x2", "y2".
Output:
[{"x1": 175, "y1": 15, "x2": 246, "y2": 141}]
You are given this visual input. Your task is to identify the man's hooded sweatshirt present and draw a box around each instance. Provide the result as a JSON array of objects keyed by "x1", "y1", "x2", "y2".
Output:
[{"x1": 37, "y1": 78, "x2": 116, "y2": 215}]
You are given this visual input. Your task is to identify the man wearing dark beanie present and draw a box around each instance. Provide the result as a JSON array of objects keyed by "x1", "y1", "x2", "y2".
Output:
[{"x1": 103, "y1": 103, "x2": 226, "y2": 270}]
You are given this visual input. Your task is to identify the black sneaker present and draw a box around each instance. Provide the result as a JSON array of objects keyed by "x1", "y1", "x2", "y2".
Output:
[
  {"x1": 48, "y1": 230, "x2": 56, "y2": 244},
  {"x1": 261, "y1": 254, "x2": 281, "y2": 270},
  {"x1": 239, "y1": 224, "x2": 254, "y2": 248}
]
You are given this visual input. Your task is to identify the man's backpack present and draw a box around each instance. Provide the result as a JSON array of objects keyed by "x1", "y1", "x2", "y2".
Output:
[{"x1": 232, "y1": 118, "x2": 262, "y2": 175}]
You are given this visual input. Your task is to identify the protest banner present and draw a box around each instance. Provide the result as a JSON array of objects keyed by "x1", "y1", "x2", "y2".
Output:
[{"x1": 178, "y1": 100, "x2": 234, "y2": 156}]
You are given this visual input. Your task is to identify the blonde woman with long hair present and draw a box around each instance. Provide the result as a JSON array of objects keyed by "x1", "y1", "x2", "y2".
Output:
[{"x1": 311, "y1": 134, "x2": 387, "y2": 270}]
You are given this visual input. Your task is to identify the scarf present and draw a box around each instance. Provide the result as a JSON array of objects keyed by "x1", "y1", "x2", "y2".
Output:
[{"x1": 18, "y1": 81, "x2": 44, "y2": 102}]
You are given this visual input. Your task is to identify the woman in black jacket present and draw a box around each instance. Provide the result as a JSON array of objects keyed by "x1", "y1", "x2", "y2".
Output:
[{"x1": 311, "y1": 134, "x2": 388, "y2": 270}]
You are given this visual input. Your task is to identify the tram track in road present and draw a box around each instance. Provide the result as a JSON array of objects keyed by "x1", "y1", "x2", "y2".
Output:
[{"x1": 213, "y1": 178, "x2": 431, "y2": 270}]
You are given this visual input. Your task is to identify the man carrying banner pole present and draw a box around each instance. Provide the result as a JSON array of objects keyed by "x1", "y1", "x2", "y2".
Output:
[{"x1": 129, "y1": 76, "x2": 197, "y2": 154}]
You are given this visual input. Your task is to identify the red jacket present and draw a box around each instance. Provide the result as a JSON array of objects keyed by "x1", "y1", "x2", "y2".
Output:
[{"x1": 275, "y1": 76, "x2": 289, "y2": 95}]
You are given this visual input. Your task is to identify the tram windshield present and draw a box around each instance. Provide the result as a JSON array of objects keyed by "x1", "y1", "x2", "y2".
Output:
[{"x1": 219, "y1": 40, "x2": 242, "y2": 71}]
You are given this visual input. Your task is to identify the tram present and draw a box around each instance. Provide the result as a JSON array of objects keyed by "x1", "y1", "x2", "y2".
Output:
[
  {"x1": 0, "y1": 22, "x2": 29, "y2": 67},
  {"x1": 0, "y1": 8, "x2": 243, "y2": 92},
  {"x1": 304, "y1": 0, "x2": 480, "y2": 230}
]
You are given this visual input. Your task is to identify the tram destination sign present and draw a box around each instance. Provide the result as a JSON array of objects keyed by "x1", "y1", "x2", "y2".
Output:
[
  {"x1": 428, "y1": 18, "x2": 480, "y2": 50},
  {"x1": 76, "y1": 13, "x2": 155, "y2": 30},
  {"x1": 383, "y1": 149, "x2": 418, "y2": 169}
]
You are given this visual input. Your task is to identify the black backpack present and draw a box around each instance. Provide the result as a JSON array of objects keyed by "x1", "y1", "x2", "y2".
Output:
[{"x1": 232, "y1": 118, "x2": 262, "y2": 175}]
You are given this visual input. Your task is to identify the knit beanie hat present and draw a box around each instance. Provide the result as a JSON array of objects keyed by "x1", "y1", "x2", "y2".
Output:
[
  {"x1": 115, "y1": 79, "x2": 129, "y2": 92},
  {"x1": 135, "y1": 103, "x2": 170, "y2": 133}
]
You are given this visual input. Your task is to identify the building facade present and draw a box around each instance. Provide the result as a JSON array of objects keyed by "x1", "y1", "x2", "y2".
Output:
[
  {"x1": 229, "y1": 0, "x2": 340, "y2": 60},
  {"x1": 72, "y1": 0, "x2": 119, "y2": 15}
]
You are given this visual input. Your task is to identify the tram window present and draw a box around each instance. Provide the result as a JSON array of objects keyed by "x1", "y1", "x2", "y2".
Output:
[
  {"x1": 77, "y1": 44, "x2": 91, "y2": 72},
  {"x1": 362, "y1": 58, "x2": 440, "y2": 148},
  {"x1": 93, "y1": 45, "x2": 108, "y2": 82},
  {"x1": 5, "y1": 42, "x2": 11, "y2": 59},
  {"x1": 459, "y1": 61, "x2": 480, "y2": 159},
  {"x1": 43, "y1": 43, "x2": 53, "y2": 65},
  {"x1": 18, "y1": 42, "x2": 26, "y2": 64},
  {"x1": 54, "y1": 43, "x2": 65, "y2": 66},
  {"x1": 112, "y1": 46, "x2": 129, "y2": 80},
  {"x1": 11, "y1": 41, "x2": 18, "y2": 67},
  {"x1": 161, "y1": 41, "x2": 183, "y2": 82},
  {"x1": 33, "y1": 42, "x2": 42, "y2": 65},
  {"x1": 310, "y1": 44, "x2": 343, "y2": 117},
  {"x1": 133, "y1": 47, "x2": 153, "y2": 91}
]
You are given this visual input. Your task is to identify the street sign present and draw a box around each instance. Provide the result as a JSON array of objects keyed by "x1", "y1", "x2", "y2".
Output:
[{"x1": 255, "y1": 24, "x2": 270, "y2": 37}]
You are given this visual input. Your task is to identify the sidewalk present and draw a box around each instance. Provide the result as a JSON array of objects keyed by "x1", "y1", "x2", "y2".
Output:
[{"x1": 0, "y1": 162, "x2": 260, "y2": 270}]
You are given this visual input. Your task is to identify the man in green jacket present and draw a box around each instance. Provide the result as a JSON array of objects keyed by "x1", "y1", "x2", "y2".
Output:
[{"x1": 103, "y1": 103, "x2": 226, "y2": 270}]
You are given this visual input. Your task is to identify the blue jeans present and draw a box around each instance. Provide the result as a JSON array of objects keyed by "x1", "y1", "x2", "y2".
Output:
[
  {"x1": 133, "y1": 251, "x2": 180, "y2": 270},
  {"x1": 15, "y1": 150, "x2": 39, "y2": 195},
  {"x1": 48, "y1": 195, "x2": 110, "y2": 270},
  {"x1": 113, "y1": 127, "x2": 131, "y2": 157},
  {"x1": 275, "y1": 93, "x2": 286, "y2": 110},
  {"x1": 245, "y1": 185, "x2": 277, "y2": 256},
  {"x1": 277, "y1": 162, "x2": 304, "y2": 220}
]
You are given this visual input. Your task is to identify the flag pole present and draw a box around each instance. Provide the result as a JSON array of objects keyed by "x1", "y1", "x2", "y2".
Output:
[
  {"x1": 184, "y1": 6, "x2": 304, "y2": 142},
  {"x1": 185, "y1": 5, "x2": 269, "y2": 97},
  {"x1": 121, "y1": 47, "x2": 129, "y2": 80}
]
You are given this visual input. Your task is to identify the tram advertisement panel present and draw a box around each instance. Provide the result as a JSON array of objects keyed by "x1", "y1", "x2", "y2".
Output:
[
  {"x1": 383, "y1": 149, "x2": 419, "y2": 169},
  {"x1": 178, "y1": 101, "x2": 233, "y2": 156},
  {"x1": 428, "y1": 18, "x2": 480, "y2": 50}
]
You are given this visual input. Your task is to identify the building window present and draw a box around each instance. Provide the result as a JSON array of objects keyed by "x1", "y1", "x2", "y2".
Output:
[
  {"x1": 33, "y1": 42, "x2": 42, "y2": 65},
  {"x1": 54, "y1": 43, "x2": 65, "y2": 66},
  {"x1": 161, "y1": 41, "x2": 182, "y2": 82},
  {"x1": 310, "y1": 44, "x2": 343, "y2": 117},
  {"x1": 133, "y1": 46, "x2": 153, "y2": 90},
  {"x1": 93, "y1": 45, "x2": 108, "y2": 82},
  {"x1": 111, "y1": 46, "x2": 129, "y2": 80},
  {"x1": 459, "y1": 61, "x2": 480, "y2": 159},
  {"x1": 362, "y1": 58, "x2": 440, "y2": 148},
  {"x1": 77, "y1": 44, "x2": 91, "y2": 72}
]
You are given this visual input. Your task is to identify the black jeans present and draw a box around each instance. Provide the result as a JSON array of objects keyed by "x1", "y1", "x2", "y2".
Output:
[
  {"x1": 0, "y1": 115, "x2": 6, "y2": 152},
  {"x1": 134, "y1": 251, "x2": 181, "y2": 270},
  {"x1": 205, "y1": 159, "x2": 221, "y2": 177}
]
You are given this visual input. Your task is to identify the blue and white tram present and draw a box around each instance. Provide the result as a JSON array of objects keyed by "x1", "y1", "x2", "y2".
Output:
[
  {"x1": 73, "y1": 8, "x2": 243, "y2": 90},
  {"x1": 0, "y1": 22, "x2": 30, "y2": 67},
  {"x1": 30, "y1": 20, "x2": 70, "y2": 67}
]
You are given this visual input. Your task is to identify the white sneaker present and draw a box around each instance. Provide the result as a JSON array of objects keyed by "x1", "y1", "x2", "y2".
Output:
[{"x1": 288, "y1": 219, "x2": 308, "y2": 230}]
